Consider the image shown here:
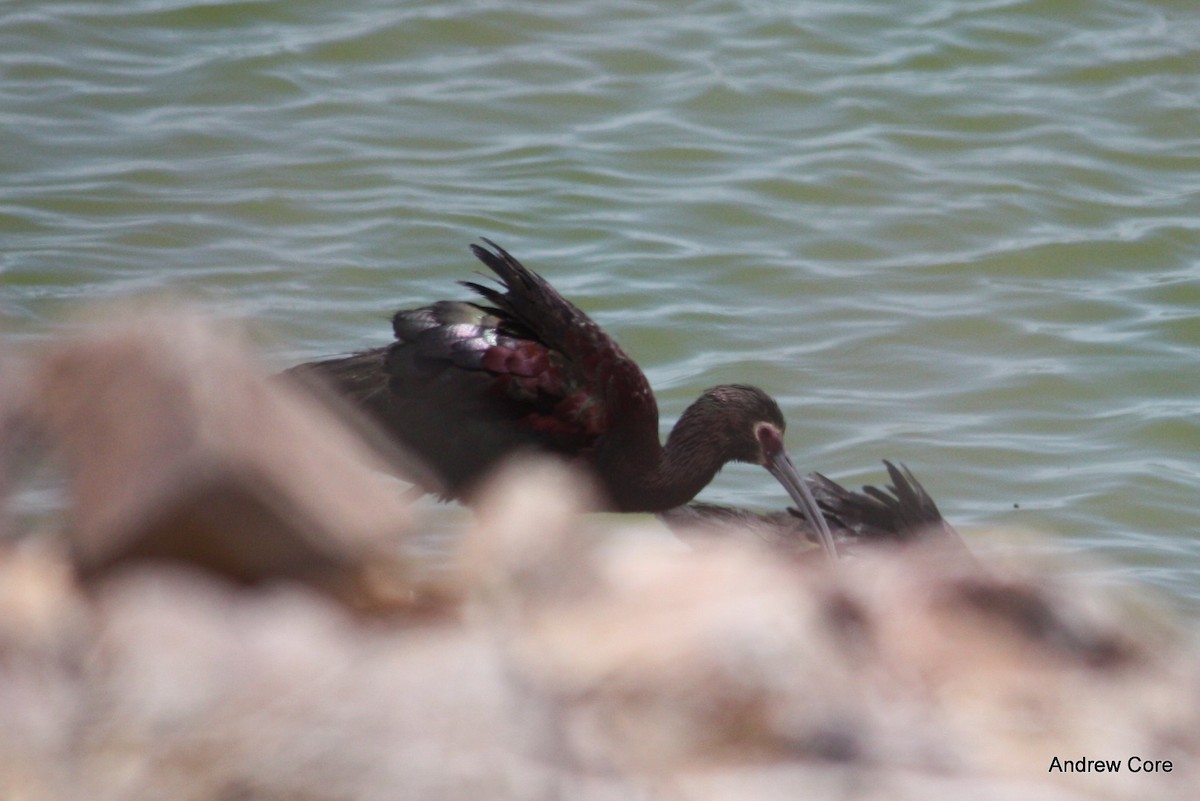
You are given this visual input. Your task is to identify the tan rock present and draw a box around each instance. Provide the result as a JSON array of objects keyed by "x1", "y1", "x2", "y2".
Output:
[{"x1": 27, "y1": 308, "x2": 421, "y2": 610}]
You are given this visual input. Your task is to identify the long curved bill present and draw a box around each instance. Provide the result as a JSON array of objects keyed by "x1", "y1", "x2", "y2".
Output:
[{"x1": 766, "y1": 450, "x2": 839, "y2": 561}]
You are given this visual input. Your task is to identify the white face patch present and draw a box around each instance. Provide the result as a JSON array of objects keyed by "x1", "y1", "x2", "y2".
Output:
[{"x1": 754, "y1": 422, "x2": 784, "y2": 461}]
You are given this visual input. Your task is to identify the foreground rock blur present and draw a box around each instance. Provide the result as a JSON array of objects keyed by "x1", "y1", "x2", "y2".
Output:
[
  {"x1": 0, "y1": 309, "x2": 1196, "y2": 801},
  {"x1": 466, "y1": 464, "x2": 1198, "y2": 800},
  {"x1": 24, "y1": 309, "x2": 425, "y2": 611}
]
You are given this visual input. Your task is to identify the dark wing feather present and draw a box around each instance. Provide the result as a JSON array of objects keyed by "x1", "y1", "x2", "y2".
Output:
[
  {"x1": 661, "y1": 463, "x2": 958, "y2": 549},
  {"x1": 664, "y1": 462, "x2": 970, "y2": 559},
  {"x1": 293, "y1": 241, "x2": 658, "y2": 498},
  {"x1": 282, "y1": 347, "x2": 448, "y2": 492},
  {"x1": 455, "y1": 240, "x2": 659, "y2": 448},
  {"x1": 806, "y1": 461, "x2": 969, "y2": 553}
]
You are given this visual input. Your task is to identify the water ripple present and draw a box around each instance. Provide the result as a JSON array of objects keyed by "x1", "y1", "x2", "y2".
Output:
[{"x1": 4, "y1": 0, "x2": 1200, "y2": 608}]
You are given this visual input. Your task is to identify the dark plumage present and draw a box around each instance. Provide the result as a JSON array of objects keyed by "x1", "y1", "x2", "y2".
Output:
[
  {"x1": 289, "y1": 240, "x2": 837, "y2": 557},
  {"x1": 662, "y1": 461, "x2": 970, "y2": 558}
]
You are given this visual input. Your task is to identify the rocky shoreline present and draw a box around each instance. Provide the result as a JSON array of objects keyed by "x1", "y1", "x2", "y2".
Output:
[{"x1": 2, "y1": 308, "x2": 1196, "y2": 800}]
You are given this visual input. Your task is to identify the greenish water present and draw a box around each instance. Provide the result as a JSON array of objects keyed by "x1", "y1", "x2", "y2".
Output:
[{"x1": 3, "y1": 1, "x2": 1199, "y2": 611}]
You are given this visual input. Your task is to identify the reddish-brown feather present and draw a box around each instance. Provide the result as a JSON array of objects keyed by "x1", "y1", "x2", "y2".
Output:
[{"x1": 464, "y1": 240, "x2": 659, "y2": 452}]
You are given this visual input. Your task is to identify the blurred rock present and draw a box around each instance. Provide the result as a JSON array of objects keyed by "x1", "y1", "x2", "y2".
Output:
[
  {"x1": 26, "y1": 308, "x2": 422, "y2": 611},
  {"x1": 461, "y1": 461, "x2": 1200, "y2": 799},
  {"x1": 75, "y1": 566, "x2": 549, "y2": 801},
  {"x1": 460, "y1": 455, "x2": 604, "y2": 618},
  {"x1": 0, "y1": 542, "x2": 89, "y2": 801},
  {"x1": 3, "y1": 312, "x2": 1196, "y2": 801}
]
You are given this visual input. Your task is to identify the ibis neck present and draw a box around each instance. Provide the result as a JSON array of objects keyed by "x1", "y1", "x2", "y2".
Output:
[{"x1": 600, "y1": 404, "x2": 729, "y2": 512}]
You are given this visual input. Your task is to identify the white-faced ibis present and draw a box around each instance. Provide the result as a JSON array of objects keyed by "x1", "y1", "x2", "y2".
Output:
[
  {"x1": 662, "y1": 461, "x2": 971, "y2": 559},
  {"x1": 290, "y1": 239, "x2": 838, "y2": 558}
]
